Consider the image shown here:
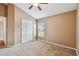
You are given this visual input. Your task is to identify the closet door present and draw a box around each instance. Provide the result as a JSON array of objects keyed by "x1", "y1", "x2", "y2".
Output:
[
  {"x1": 0, "y1": 16, "x2": 6, "y2": 46},
  {"x1": 22, "y1": 19, "x2": 33, "y2": 43}
]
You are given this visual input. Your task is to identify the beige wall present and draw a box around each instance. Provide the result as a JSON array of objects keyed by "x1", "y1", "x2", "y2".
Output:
[
  {"x1": 15, "y1": 6, "x2": 35, "y2": 44},
  {"x1": 77, "y1": 4, "x2": 79, "y2": 55},
  {"x1": 0, "y1": 4, "x2": 6, "y2": 16},
  {"x1": 6, "y1": 4, "x2": 35, "y2": 45},
  {"x1": 39, "y1": 11, "x2": 76, "y2": 48},
  {"x1": 7, "y1": 4, "x2": 15, "y2": 45},
  {"x1": 0, "y1": 3, "x2": 35, "y2": 45}
]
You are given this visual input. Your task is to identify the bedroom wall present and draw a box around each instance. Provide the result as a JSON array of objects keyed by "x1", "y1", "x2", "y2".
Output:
[
  {"x1": 0, "y1": 4, "x2": 6, "y2": 16},
  {"x1": 7, "y1": 4, "x2": 35, "y2": 45},
  {"x1": 39, "y1": 10, "x2": 76, "y2": 48},
  {"x1": 7, "y1": 4, "x2": 15, "y2": 45},
  {"x1": 15, "y1": 6, "x2": 35, "y2": 44}
]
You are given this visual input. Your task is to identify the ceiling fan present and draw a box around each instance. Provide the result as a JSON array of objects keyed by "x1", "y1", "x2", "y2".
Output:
[{"x1": 28, "y1": 3, "x2": 48, "y2": 10}]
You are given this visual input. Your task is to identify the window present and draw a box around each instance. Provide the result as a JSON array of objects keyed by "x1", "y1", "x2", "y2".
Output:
[{"x1": 38, "y1": 21, "x2": 46, "y2": 38}]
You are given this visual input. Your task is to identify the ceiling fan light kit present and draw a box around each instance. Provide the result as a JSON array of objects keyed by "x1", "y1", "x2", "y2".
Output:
[
  {"x1": 28, "y1": 3, "x2": 48, "y2": 10},
  {"x1": 33, "y1": 3, "x2": 39, "y2": 6}
]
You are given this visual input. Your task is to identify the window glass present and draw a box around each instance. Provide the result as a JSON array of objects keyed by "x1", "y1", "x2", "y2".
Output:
[{"x1": 38, "y1": 21, "x2": 46, "y2": 38}]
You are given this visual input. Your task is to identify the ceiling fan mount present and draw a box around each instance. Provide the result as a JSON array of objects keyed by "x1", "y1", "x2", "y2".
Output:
[{"x1": 28, "y1": 3, "x2": 48, "y2": 10}]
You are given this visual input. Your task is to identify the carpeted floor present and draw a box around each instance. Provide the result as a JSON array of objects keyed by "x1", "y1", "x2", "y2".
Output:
[{"x1": 0, "y1": 40, "x2": 77, "y2": 56}]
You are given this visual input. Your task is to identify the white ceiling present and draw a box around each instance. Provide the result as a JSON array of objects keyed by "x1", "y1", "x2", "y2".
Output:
[{"x1": 14, "y1": 3, "x2": 77, "y2": 19}]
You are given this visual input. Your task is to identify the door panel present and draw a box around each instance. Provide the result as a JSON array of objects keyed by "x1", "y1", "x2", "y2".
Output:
[
  {"x1": 22, "y1": 19, "x2": 33, "y2": 43},
  {"x1": 0, "y1": 16, "x2": 6, "y2": 47}
]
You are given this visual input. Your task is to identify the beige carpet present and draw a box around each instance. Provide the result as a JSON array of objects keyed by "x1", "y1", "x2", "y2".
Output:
[{"x1": 0, "y1": 40, "x2": 76, "y2": 56}]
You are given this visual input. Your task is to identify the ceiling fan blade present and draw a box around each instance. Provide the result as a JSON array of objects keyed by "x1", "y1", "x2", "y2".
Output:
[
  {"x1": 38, "y1": 6, "x2": 42, "y2": 10},
  {"x1": 40, "y1": 3, "x2": 48, "y2": 4},
  {"x1": 29, "y1": 5, "x2": 33, "y2": 9}
]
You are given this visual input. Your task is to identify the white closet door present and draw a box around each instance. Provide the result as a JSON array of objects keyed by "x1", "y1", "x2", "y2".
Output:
[
  {"x1": 0, "y1": 16, "x2": 6, "y2": 45},
  {"x1": 22, "y1": 19, "x2": 33, "y2": 43}
]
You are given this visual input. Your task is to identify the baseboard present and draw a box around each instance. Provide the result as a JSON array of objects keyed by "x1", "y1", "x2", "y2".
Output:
[
  {"x1": 14, "y1": 43, "x2": 21, "y2": 47},
  {"x1": 39, "y1": 39, "x2": 77, "y2": 50},
  {"x1": 14, "y1": 39, "x2": 36, "y2": 47},
  {"x1": 39, "y1": 39, "x2": 78, "y2": 56}
]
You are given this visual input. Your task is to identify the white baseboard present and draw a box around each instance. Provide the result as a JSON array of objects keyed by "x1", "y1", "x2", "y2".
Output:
[
  {"x1": 39, "y1": 39, "x2": 77, "y2": 51},
  {"x1": 39, "y1": 40, "x2": 78, "y2": 56},
  {"x1": 14, "y1": 43, "x2": 21, "y2": 47},
  {"x1": 14, "y1": 39, "x2": 36, "y2": 47}
]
